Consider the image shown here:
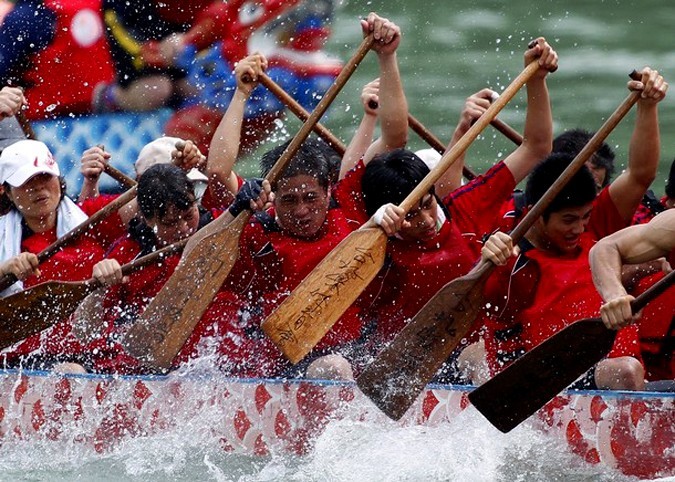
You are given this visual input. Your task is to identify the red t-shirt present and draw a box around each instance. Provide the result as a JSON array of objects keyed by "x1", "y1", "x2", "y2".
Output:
[
  {"x1": 482, "y1": 186, "x2": 641, "y2": 375},
  {"x1": 87, "y1": 208, "x2": 224, "y2": 374}
]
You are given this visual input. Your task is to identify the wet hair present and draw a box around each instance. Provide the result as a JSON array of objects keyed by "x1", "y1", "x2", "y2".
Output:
[
  {"x1": 313, "y1": 137, "x2": 341, "y2": 184},
  {"x1": 552, "y1": 129, "x2": 615, "y2": 187},
  {"x1": 260, "y1": 137, "x2": 332, "y2": 190},
  {"x1": 525, "y1": 152, "x2": 598, "y2": 221},
  {"x1": 1, "y1": 177, "x2": 67, "y2": 215},
  {"x1": 666, "y1": 158, "x2": 675, "y2": 199},
  {"x1": 362, "y1": 148, "x2": 432, "y2": 216},
  {"x1": 137, "y1": 164, "x2": 195, "y2": 221}
]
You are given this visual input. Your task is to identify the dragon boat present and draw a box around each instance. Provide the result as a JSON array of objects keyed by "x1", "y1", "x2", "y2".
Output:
[{"x1": 0, "y1": 369, "x2": 672, "y2": 480}]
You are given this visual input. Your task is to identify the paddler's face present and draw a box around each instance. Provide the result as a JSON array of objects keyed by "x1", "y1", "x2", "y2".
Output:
[
  {"x1": 147, "y1": 203, "x2": 200, "y2": 247},
  {"x1": 274, "y1": 174, "x2": 330, "y2": 240},
  {"x1": 399, "y1": 193, "x2": 438, "y2": 242},
  {"x1": 7, "y1": 173, "x2": 61, "y2": 221},
  {"x1": 537, "y1": 202, "x2": 593, "y2": 254},
  {"x1": 585, "y1": 161, "x2": 606, "y2": 192}
]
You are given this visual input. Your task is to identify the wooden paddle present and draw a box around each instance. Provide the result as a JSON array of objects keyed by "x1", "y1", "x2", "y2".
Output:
[
  {"x1": 261, "y1": 71, "x2": 523, "y2": 182},
  {"x1": 469, "y1": 269, "x2": 675, "y2": 433},
  {"x1": 406, "y1": 112, "x2": 523, "y2": 177},
  {"x1": 102, "y1": 162, "x2": 137, "y2": 189},
  {"x1": 258, "y1": 72, "x2": 347, "y2": 156},
  {"x1": 355, "y1": 82, "x2": 642, "y2": 421},
  {"x1": 0, "y1": 184, "x2": 138, "y2": 292},
  {"x1": 261, "y1": 60, "x2": 541, "y2": 365},
  {"x1": 15, "y1": 110, "x2": 37, "y2": 141},
  {"x1": 0, "y1": 239, "x2": 186, "y2": 350},
  {"x1": 121, "y1": 35, "x2": 376, "y2": 371}
]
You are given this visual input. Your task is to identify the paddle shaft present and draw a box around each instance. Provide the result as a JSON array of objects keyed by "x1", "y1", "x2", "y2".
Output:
[
  {"x1": 406, "y1": 112, "x2": 523, "y2": 182},
  {"x1": 398, "y1": 60, "x2": 539, "y2": 214},
  {"x1": 80, "y1": 239, "x2": 187, "y2": 291},
  {"x1": 103, "y1": 163, "x2": 136, "y2": 188},
  {"x1": 257, "y1": 72, "x2": 347, "y2": 156},
  {"x1": 406, "y1": 113, "x2": 477, "y2": 180},
  {"x1": 15, "y1": 110, "x2": 37, "y2": 140},
  {"x1": 265, "y1": 35, "x2": 374, "y2": 183}
]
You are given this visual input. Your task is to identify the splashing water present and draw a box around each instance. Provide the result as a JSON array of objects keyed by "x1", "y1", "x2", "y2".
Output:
[{"x1": 0, "y1": 365, "x2": 646, "y2": 481}]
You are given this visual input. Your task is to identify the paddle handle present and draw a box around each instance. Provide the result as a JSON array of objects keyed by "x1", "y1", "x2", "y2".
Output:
[
  {"x1": 632, "y1": 269, "x2": 675, "y2": 312},
  {"x1": 264, "y1": 34, "x2": 374, "y2": 184},
  {"x1": 0, "y1": 185, "x2": 138, "y2": 292},
  {"x1": 491, "y1": 118, "x2": 524, "y2": 146},
  {"x1": 15, "y1": 110, "x2": 37, "y2": 140},
  {"x1": 406, "y1": 113, "x2": 478, "y2": 180},
  {"x1": 104, "y1": 163, "x2": 136, "y2": 188},
  {"x1": 509, "y1": 88, "x2": 641, "y2": 244},
  {"x1": 78, "y1": 238, "x2": 189, "y2": 292},
  {"x1": 398, "y1": 60, "x2": 540, "y2": 214},
  {"x1": 257, "y1": 72, "x2": 347, "y2": 156}
]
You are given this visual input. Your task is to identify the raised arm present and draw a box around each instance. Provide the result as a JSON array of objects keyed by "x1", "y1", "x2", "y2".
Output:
[
  {"x1": 608, "y1": 68, "x2": 668, "y2": 223},
  {"x1": 78, "y1": 145, "x2": 111, "y2": 201},
  {"x1": 340, "y1": 78, "x2": 380, "y2": 179},
  {"x1": 435, "y1": 88, "x2": 496, "y2": 198},
  {"x1": 589, "y1": 209, "x2": 675, "y2": 329},
  {"x1": 502, "y1": 37, "x2": 557, "y2": 183},
  {"x1": 360, "y1": 13, "x2": 409, "y2": 166},
  {"x1": 206, "y1": 54, "x2": 267, "y2": 198}
]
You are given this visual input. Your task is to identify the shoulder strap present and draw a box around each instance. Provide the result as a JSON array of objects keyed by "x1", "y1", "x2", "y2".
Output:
[{"x1": 642, "y1": 190, "x2": 667, "y2": 217}]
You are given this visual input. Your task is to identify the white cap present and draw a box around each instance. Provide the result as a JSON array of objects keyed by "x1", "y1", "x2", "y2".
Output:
[
  {"x1": 135, "y1": 136, "x2": 208, "y2": 182},
  {"x1": 414, "y1": 148, "x2": 442, "y2": 170},
  {"x1": 0, "y1": 139, "x2": 59, "y2": 187}
]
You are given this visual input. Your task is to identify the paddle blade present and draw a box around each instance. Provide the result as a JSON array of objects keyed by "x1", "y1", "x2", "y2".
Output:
[
  {"x1": 123, "y1": 211, "x2": 250, "y2": 370},
  {"x1": 469, "y1": 318, "x2": 616, "y2": 433},
  {"x1": 0, "y1": 280, "x2": 96, "y2": 350},
  {"x1": 356, "y1": 260, "x2": 493, "y2": 420},
  {"x1": 262, "y1": 228, "x2": 387, "y2": 364}
]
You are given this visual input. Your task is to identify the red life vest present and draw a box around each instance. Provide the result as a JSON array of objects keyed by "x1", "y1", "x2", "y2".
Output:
[
  {"x1": 482, "y1": 187, "x2": 641, "y2": 375},
  {"x1": 23, "y1": 0, "x2": 115, "y2": 119}
]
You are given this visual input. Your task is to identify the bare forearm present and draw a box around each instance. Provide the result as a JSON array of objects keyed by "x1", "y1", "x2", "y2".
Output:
[
  {"x1": 627, "y1": 102, "x2": 660, "y2": 187},
  {"x1": 341, "y1": 114, "x2": 377, "y2": 179},
  {"x1": 79, "y1": 181, "x2": 100, "y2": 202},
  {"x1": 207, "y1": 89, "x2": 246, "y2": 185},
  {"x1": 590, "y1": 241, "x2": 628, "y2": 302},
  {"x1": 377, "y1": 53, "x2": 408, "y2": 149}
]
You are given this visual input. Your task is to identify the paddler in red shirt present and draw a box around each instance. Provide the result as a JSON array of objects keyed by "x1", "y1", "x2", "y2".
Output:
[
  {"x1": 355, "y1": 38, "x2": 558, "y2": 364},
  {"x1": 590, "y1": 209, "x2": 675, "y2": 385},
  {"x1": 479, "y1": 68, "x2": 667, "y2": 390},
  {"x1": 196, "y1": 13, "x2": 410, "y2": 380}
]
